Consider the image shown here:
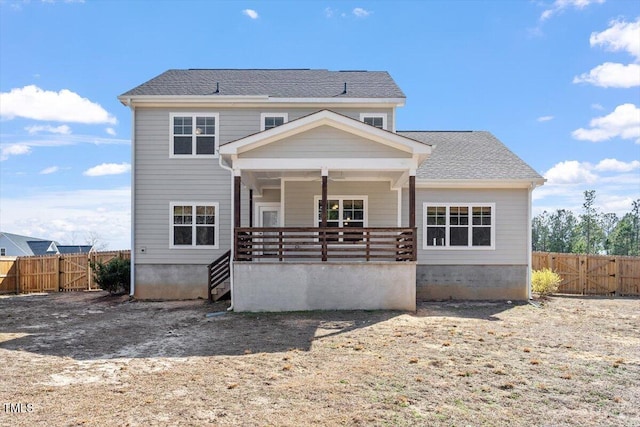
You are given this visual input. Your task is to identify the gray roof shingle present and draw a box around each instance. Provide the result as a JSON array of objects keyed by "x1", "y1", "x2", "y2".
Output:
[
  {"x1": 399, "y1": 131, "x2": 544, "y2": 181},
  {"x1": 120, "y1": 69, "x2": 405, "y2": 99}
]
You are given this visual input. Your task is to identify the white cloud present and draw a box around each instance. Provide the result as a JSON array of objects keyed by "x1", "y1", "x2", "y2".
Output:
[
  {"x1": 324, "y1": 7, "x2": 335, "y2": 18},
  {"x1": 534, "y1": 158, "x2": 640, "y2": 217},
  {"x1": 242, "y1": 9, "x2": 258, "y2": 19},
  {"x1": 590, "y1": 18, "x2": 640, "y2": 61},
  {"x1": 594, "y1": 158, "x2": 640, "y2": 172},
  {"x1": 0, "y1": 144, "x2": 31, "y2": 161},
  {"x1": 572, "y1": 103, "x2": 640, "y2": 142},
  {"x1": 105, "y1": 127, "x2": 116, "y2": 136},
  {"x1": 39, "y1": 166, "x2": 60, "y2": 175},
  {"x1": 544, "y1": 160, "x2": 598, "y2": 185},
  {"x1": 0, "y1": 85, "x2": 117, "y2": 124},
  {"x1": 83, "y1": 162, "x2": 131, "y2": 177},
  {"x1": 591, "y1": 103, "x2": 604, "y2": 110},
  {"x1": 537, "y1": 115, "x2": 554, "y2": 122},
  {"x1": 353, "y1": 7, "x2": 371, "y2": 17},
  {"x1": 0, "y1": 187, "x2": 131, "y2": 250},
  {"x1": 573, "y1": 62, "x2": 640, "y2": 88},
  {"x1": 25, "y1": 124, "x2": 72, "y2": 135},
  {"x1": 540, "y1": 0, "x2": 605, "y2": 22},
  {"x1": 0, "y1": 133, "x2": 129, "y2": 161}
]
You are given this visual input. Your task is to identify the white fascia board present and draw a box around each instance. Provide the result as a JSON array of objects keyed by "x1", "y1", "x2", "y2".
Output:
[
  {"x1": 233, "y1": 157, "x2": 418, "y2": 171},
  {"x1": 416, "y1": 178, "x2": 546, "y2": 189},
  {"x1": 118, "y1": 95, "x2": 405, "y2": 108},
  {"x1": 220, "y1": 110, "x2": 431, "y2": 156}
]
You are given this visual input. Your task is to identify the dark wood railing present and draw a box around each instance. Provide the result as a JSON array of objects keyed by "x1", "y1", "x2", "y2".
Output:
[
  {"x1": 208, "y1": 249, "x2": 231, "y2": 302},
  {"x1": 235, "y1": 227, "x2": 416, "y2": 262}
]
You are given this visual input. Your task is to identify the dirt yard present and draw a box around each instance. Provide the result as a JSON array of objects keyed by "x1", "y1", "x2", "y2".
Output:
[{"x1": 0, "y1": 292, "x2": 638, "y2": 427}]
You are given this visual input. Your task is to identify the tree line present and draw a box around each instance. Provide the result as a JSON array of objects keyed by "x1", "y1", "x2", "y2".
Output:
[{"x1": 532, "y1": 190, "x2": 639, "y2": 256}]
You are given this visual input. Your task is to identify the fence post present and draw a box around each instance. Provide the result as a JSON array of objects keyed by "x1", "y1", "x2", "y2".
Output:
[
  {"x1": 15, "y1": 258, "x2": 20, "y2": 294},
  {"x1": 56, "y1": 255, "x2": 62, "y2": 292},
  {"x1": 88, "y1": 252, "x2": 94, "y2": 290},
  {"x1": 616, "y1": 256, "x2": 622, "y2": 296}
]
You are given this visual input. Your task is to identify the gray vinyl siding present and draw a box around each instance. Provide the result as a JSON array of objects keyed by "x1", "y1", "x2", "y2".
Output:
[
  {"x1": 284, "y1": 181, "x2": 398, "y2": 227},
  {"x1": 221, "y1": 108, "x2": 394, "y2": 143},
  {"x1": 402, "y1": 188, "x2": 529, "y2": 265},
  {"x1": 134, "y1": 107, "x2": 393, "y2": 264},
  {"x1": 134, "y1": 108, "x2": 232, "y2": 264},
  {"x1": 241, "y1": 125, "x2": 411, "y2": 159},
  {"x1": 254, "y1": 189, "x2": 281, "y2": 203}
]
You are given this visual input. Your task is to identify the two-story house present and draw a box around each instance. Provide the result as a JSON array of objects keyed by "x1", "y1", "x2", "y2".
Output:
[{"x1": 118, "y1": 69, "x2": 544, "y2": 311}]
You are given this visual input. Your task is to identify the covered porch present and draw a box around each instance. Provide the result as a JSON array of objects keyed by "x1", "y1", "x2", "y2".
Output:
[{"x1": 217, "y1": 110, "x2": 431, "y2": 311}]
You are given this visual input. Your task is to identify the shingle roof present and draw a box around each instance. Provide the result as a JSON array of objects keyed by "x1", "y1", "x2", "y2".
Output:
[
  {"x1": 27, "y1": 241, "x2": 57, "y2": 255},
  {"x1": 120, "y1": 69, "x2": 406, "y2": 99},
  {"x1": 0, "y1": 232, "x2": 51, "y2": 256},
  {"x1": 57, "y1": 245, "x2": 93, "y2": 254},
  {"x1": 398, "y1": 131, "x2": 544, "y2": 181}
]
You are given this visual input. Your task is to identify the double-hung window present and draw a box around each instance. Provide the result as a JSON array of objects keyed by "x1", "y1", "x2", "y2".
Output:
[
  {"x1": 423, "y1": 203, "x2": 495, "y2": 249},
  {"x1": 314, "y1": 196, "x2": 367, "y2": 242},
  {"x1": 170, "y1": 113, "x2": 219, "y2": 157},
  {"x1": 260, "y1": 113, "x2": 288, "y2": 131},
  {"x1": 170, "y1": 202, "x2": 219, "y2": 248},
  {"x1": 359, "y1": 113, "x2": 387, "y2": 130}
]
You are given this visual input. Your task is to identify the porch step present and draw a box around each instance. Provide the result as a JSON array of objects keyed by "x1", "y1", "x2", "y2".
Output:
[{"x1": 211, "y1": 281, "x2": 230, "y2": 301}]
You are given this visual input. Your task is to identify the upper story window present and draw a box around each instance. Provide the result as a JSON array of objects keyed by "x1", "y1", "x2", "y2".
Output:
[
  {"x1": 423, "y1": 203, "x2": 495, "y2": 250},
  {"x1": 360, "y1": 113, "x2": 387, "y2": 130},
  {"x1": 0, "y1": 248, "x2": 5, "y2": 256},
  {"x1": 170, "y1": 113, "x2": 219, "y2": 158},
  {"x1": 260, "y1": 113, "x2": 288, "y2": 131}
]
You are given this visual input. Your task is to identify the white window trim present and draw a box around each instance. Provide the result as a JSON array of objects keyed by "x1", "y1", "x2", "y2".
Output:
[
  {"x1": 170, "y1": 201, "x2": 220, "y2": 249},
  {"x1": 169, "y1": 112, "x2": 219, "y2": 158},
  {"x1": 422, "y1": 203, "x2": 496, "y2": 250},
  {"x1": 359, "y1": 113, "x2": 388, "y2": 130},
  {"x1": 313, "y1": 195, "x2": 369, "y2": 227},
  {"x1": 260, "y1": 112, "x2": 289, "y2": 131}
]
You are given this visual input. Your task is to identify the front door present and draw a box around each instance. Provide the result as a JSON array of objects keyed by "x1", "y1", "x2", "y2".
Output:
[{"x1": 255, "y1": 203, "x2": 281, "y2": 257}]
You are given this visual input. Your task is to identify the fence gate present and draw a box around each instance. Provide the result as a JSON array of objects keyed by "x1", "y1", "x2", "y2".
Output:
[
  {"x1": 60, "y1": 254, "x2": 89, "y2": 291},
  {"x1": 584, "y1": 257, "x2": 615, "y2": 295},
  {"x1": 553, "y1": 254, "x2": 581, "y2": 294}
]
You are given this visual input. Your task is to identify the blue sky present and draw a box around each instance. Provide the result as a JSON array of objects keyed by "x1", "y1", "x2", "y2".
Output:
[{"x1": 1, "y1": 0, "x2": 638, "y2": 250}]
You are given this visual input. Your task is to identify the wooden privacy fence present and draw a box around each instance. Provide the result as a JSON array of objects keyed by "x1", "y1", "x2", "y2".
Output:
[
  {"x1": 532, "y1": 252, "x2": 640, "y2": 296},
  {"x1": 0, "y1": 250, "x2": 130, "y2": 294}
]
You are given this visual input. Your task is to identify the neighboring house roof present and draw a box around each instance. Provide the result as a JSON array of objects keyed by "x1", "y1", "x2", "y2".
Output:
[
  {"x1": 0, "y1": 232, "x2": 93, "y2": 256},
  {"x1": 57, "y1": 245, "x2": 94, "y2": 254},
  {"x1": 399, "y1": 131, "x2": 545, "y2": 183},
  {"x1": 0, "y1": 232, "x2": 51, "y2": 256},
  {"x1": 120, "y1": 69, "x2": 406, "y2": 99},
  {"x1": 27, "y1": 240, "x2": 58, "y2": 255}
]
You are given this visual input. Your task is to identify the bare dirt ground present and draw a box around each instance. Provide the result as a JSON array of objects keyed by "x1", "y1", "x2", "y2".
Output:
[{"x1": 0, "y1": 292, "x2": 638, "y2": 427}]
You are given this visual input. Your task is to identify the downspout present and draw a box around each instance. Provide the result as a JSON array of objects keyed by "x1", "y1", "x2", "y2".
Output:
[
  {"x1": 128, "y1": 100, "x2": 136, "y2": 297},
  {"x1": 218, "y1": 155, "x2": 235, "y2": 311},
  {"x1": 527, "y1": 182, "x2": 538, "y2": 300}
]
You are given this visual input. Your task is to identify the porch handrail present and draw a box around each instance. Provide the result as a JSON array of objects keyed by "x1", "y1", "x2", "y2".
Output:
[
  {"x1": 235, "y1": 227, "x2": 416, "y2": 262},
  {"x1": 207, "y1": 249, "x2": 231, "y2": 302}
]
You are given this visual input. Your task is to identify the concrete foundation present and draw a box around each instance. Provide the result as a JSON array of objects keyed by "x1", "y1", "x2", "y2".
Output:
[
  {"x1": 134, "y1": 264, "x2": 208, "y2": 300},
  {"x1": 416, "y1": 264, "x2": 528, "y2": 301},
  {"x1": 233, "y1": 262, "x2": 416, "y2": 312}
]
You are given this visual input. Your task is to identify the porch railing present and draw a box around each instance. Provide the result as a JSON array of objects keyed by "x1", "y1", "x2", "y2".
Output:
[{"x1": 235, "y1": 227, "x2": 416, "y2": 262}]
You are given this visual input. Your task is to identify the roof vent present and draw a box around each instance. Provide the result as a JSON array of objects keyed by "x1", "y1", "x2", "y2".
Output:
[{"x1": 342, "y1": 82, "x2": 347, "y2": 94}]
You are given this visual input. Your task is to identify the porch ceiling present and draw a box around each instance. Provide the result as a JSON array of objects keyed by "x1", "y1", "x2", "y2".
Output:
[{"x1": 243, "y1": 169, "x2": 406, "y2": 193}]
